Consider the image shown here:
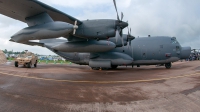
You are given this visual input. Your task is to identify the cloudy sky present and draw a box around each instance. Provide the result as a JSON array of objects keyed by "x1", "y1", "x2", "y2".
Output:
[{"x1": 0, "y1": 0, "x2": 200, "y2": 55}]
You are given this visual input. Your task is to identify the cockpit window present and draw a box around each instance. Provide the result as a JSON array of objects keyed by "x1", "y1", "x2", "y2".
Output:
[{"x1": 171, "y1": 37, "x2": 178, "y2": 44}]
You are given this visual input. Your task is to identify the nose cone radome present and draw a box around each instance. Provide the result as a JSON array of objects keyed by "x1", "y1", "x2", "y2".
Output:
[
  {"x1": 181, "y1": 46, "x2": 191, "y2": 59},
  {"x1": 116, "y1": 21, "x2": 128, "y2": 29},
  {"x1": 120, "y1": 21, "x2": 128, "y2": 29}
]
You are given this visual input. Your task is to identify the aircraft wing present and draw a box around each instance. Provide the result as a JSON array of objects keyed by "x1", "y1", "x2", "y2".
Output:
[{"x1": 0, "y1": 0, "x2": 82, "y2": 25}]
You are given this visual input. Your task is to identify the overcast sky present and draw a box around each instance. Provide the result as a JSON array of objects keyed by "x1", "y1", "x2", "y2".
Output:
[{"x1": 0, "y1": 0, "x2": 200, "y2": 55}]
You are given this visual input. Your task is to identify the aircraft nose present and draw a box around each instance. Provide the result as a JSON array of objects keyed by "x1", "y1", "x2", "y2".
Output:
[{"x1": 180, "y1": 47, "x2": 191, "y2": 59}]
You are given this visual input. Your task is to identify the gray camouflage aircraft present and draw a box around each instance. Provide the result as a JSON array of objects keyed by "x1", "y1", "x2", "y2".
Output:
[{"x1": 0, "y1": 0, "x2": 191, "y2": 70}]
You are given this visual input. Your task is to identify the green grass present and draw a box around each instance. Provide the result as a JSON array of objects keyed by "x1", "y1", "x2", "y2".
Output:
[{"x1": 7, "y1": 58, "x2": 14, "y2": 60}]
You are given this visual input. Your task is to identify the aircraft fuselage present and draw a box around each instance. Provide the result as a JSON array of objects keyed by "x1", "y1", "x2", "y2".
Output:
[{"x1": 45, "y1": 36, "x2": 191, "y2": 69}]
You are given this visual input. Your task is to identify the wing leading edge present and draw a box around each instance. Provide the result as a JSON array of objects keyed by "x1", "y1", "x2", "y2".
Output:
[{"x1": 0, "y1": 0, "x2": 82, "y2": 25}]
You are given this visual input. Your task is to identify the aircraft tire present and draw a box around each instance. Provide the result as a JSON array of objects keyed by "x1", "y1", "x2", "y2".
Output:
[
  {"x1": 91, "y1": 67, "x2": 100, "y2": 70},
  {"x1": 15, "y1": 62, "x2": 18, "y2": 67},
  {"x1": 111, "y1": 65, "x2": 118, "y2": 69},
  {"x1": 165, "y1": 63, "x2": 171, "y2": 69},
  {"x1": 102, "y1": 68, "x2": 109, "y2": 70}
]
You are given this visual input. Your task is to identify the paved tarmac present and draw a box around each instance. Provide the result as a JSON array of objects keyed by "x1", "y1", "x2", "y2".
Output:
[{"x1": 0, "y1": 61, "x2": 200, "y2": 112}]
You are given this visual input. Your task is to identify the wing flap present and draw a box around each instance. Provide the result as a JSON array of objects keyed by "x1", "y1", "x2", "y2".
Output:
[{"x1": 0, "y1": 0, "x2": 82, "y2": 25}]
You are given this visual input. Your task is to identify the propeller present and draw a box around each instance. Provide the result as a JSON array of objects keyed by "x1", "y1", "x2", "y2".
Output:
[
  {"x1": 73, "y1": 20, "x2": 78, "y2": 35},
  {"x1": 113, "y1": 0, "x2": 120, "y2": 21},
  {"x1": 113, "y1": 0, "x2": 128, "y2": 49},
  {"x1": 127, "y1": 27, "x2": 135, "y2": 44},
  {"x1": 127, "y1": 27, "x2": 135, "y2": 57},
  {"x1": 115, "y1": 30, "x2": 125, "y2": 49},
  {"x1": 121, "y1": 12, "x2": 124, "y2": 21}
]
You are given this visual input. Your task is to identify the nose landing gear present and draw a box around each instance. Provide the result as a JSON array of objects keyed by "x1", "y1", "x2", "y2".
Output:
[{"x1": 165, "y1": 63, "x2": 172, "y2": 69}]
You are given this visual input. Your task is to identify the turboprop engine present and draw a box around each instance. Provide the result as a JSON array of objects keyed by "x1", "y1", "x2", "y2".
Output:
[
  {"x1": 109, "y1": 34, "x2": 135, "y2": 47},
  {"x1": 75, "y1": 19, "x2": 128, "y2": 40},
  {"x1": 52, "y1": 40, "x2": 116, "y2": 53}
]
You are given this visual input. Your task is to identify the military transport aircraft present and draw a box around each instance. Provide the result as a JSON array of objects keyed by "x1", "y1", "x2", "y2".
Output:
[{"x1": 0, "y1": 0, "x2": 191, "y2": 70}]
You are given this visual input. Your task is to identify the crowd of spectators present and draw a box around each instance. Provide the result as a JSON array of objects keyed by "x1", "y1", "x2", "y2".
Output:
[{"x1": 187, "y1": 52, "x2": 200, "y2": 61}]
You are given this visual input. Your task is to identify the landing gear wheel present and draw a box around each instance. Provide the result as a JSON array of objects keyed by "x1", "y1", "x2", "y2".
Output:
[
  {"x1": 102, "y1": 68, "x2": 109, "y2": 70},
  {"x1": 91, "y1": 67, "x2": 100, "y2": 70},
  {"x1": 15, "y1": 62, "x2": 18, "y2": 67},
  {"x1": 28, "y1": 62, "x2": 32, "y2": 68},
  {"x1": 165, "y1": 63, "x2": 171, "y2": 69},
  {"x1": 111, "y1": 65, "x2": 118, "y2": 69}
]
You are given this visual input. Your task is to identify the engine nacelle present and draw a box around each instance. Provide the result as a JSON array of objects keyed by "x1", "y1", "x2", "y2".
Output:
[
  {"x1": 75, "y1": 19, "x2": 116, "y2": 40},
  {"x1": 10, "y1": 21, "x2": 74, "y2": 43},
  {"x1": 180, "y1": 47, "x2": 191, "y2": 59},
  {"x1": 52, "y1": 40, "x2": 116, "y2": 53},
  {"x1": 109, "y1": 34, "x2": 128, "y2": 47}
]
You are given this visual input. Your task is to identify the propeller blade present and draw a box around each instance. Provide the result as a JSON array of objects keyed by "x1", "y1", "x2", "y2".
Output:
[
  {"x1": 127, "y1": 41, "x2": 130, "y2": 49},
  {"x1": 115, "y1": 31, "x2": 118, "y2": 43},
  {"x1": 120, "y1": 29, "x2": 123, "y2": 37},
  {"x1": 115, "y1": 30, "x2": 120, "y2": 43},
  {"x1": 116, "y1": 29, "x2": 124, "y2": 49},
  {"x1": 113, "y1": 0, "x2": 120, "y2": 21},
  {"x1": 121, "y1": 12, "x2": 124, "y2": 21},
  {"x1": 73, "y1": 20, "x2": 78, "y2": 35},
  {"x1": 121, "y1": 35, "x2": 124, "y2": 48},
  {"x1": 73, "y1": 29, "x2": 76, "y2": 35},
  {"x1": 131, "y1": 46, "x2": 133, "y2": 58},
  {"x1": 128, "y1": 28, "x2": 130, "y2": 35},
  {"x1": 116, "y1": 34, "x2": 118, "y2": 43},
  {"x1": 75, "y1": 20, "x2": 77, "y2": 25}
]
